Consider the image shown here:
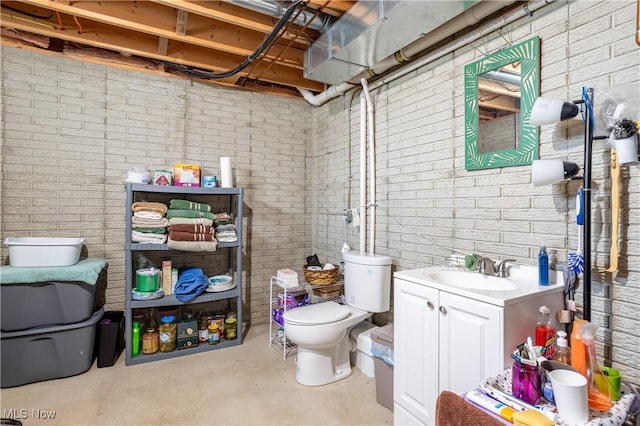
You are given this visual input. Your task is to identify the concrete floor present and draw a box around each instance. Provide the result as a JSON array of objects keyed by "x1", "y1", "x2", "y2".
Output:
[{"x1": 0, "y1": 323, "x2": 394, "y2": 425}]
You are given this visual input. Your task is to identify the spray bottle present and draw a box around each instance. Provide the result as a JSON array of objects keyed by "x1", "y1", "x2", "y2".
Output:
[{"x1": 578, "y1": 322, "x2": 612, "y2": 410}]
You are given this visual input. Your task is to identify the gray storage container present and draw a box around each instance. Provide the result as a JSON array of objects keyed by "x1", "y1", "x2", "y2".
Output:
[
  {"x1": 1, "y1": 308, "x2": 103, "y2": 388},
  {"x1": 371, "y1": 323, "x2": 394, "y2": 412},
  {"x1": 1, "y1": 267, "x2": 106, "y2": 332}
]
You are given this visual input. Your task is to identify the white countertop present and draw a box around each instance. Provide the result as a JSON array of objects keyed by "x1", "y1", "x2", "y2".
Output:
[{"x1": 394, "y1": 265, "x2": 565, "y2": 307}]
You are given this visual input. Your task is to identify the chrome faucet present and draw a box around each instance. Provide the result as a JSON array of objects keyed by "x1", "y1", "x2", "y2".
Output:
[
  {"x1": 496, "y1": 259, "x2": 516, "y2": 278},
  {"x1": 475, "y1": 257, "x2": 497, "y2": 276},
  {"x1": 476, "y1": 257, "x2": 516, "y2": 277}
]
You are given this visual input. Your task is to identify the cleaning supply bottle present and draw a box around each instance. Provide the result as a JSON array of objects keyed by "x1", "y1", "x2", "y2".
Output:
[
  {"x1": 538, "y1": 244, "x2": 549, "y2": 285},
  {"x1": 534, "y1": 306, "x2": 556, "y2": 359},
  {"x1": 579, "y1": 322, "x2": 612, "y2": 410},
  {"x1": 132, "y1": 321, "x2": 141, "y2": 357},
  {"x1": 553, "y1": 331, "x2": 571, "y2": 365},
  {"x1": 571, "y1": 319, "x2": 588, "y2": 376}
]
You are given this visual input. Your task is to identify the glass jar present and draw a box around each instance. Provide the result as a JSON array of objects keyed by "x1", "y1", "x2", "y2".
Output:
[
  {"x1": 224, "y1": 316, "x2": 237, "y2": 340},
  {"x1": 159, "y1": 315, "x2": 177, "y2": 352},
  {"x1": 198, "y1": 316, "x2": 208, "y2": 343},
  {"x1": 207, "y1": 323, "x2": 220, "y2": 345},
  {"x1": 142, "y1": 327, "x2": 159, "y2": 354}
]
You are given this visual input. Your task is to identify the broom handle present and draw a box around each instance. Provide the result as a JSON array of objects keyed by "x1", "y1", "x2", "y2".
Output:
[{"x1": 606, "y1": 148, "x2": 620, "y2": 272}]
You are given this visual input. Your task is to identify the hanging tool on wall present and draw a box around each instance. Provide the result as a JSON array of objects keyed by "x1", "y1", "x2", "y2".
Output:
[
  {"x1": 568, "y1": 188, "x2": 585, "y2": 274},
  {"x1": 605, "y1": 148, "x2": 620, "y2": 272}
]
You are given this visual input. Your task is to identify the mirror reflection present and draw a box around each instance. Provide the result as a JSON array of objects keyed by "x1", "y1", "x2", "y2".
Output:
[{"x1": 477, "y1": 63, "x2": 521, "y2": 153}]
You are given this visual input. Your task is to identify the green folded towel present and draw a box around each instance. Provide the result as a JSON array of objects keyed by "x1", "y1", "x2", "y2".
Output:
[
  {"x1": 166, "y1": 209, "x2": 216, "y2": 220},
  {"x1": 169, "y1": 199, "x2": 211, "y2": 212},
  {"x1": 130, "y1": 227, "x2": 167, "y2": 234}
]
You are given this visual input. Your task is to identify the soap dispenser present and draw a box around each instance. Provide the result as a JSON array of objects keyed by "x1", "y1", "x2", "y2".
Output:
[
  {"x1": 538, "y1": 244, "x2": 549, "y2": 285},
  {"x1": 554, "y1": 331, "x2": 571, "y2": 365}
]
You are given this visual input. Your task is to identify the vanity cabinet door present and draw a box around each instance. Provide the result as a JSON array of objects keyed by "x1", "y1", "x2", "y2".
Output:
[
  {"x1": 394, "y1": 278, "x2": 439, "y2": 426},
  {"x1": 438, "y1": 291, "x2": 502, "y2": 396}
]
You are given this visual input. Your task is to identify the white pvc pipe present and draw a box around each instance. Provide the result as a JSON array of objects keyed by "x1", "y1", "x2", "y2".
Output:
[
  {"x1": 359, "y1": 90, "x2": 367, "y2": 253},
  {"x1": 361, "y1": 78, "x2": 376, "y2": 255}
]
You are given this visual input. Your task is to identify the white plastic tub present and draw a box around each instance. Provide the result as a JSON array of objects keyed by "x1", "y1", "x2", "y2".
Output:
[{"x1": 4, "y1": 237, "x2": 85, "y2": 267}]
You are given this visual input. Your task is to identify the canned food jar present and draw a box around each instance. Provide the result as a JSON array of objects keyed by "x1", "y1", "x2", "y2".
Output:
[
  {"x1": 142, "y1": 327, "x2": 159, "y2": 354},
  {"x1": 225, "y1": 317, "x2": 237, "y2": 340},
  {"x1": 207, "y1": 323, "x2": 220, "y2": 345},
  {"x1": 159, "y1": 315, "x2": 177, "y2": 352}
]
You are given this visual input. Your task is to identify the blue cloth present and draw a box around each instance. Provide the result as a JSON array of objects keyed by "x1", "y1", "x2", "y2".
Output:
[{"x1": 173, "y1": 267, "x2": 209, "y2": 302}]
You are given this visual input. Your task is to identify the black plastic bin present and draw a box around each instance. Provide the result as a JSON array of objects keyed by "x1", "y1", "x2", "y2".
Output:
[
  {"x1": 96, "y1": 311, "x2": 124, "y2": 368},
  {"x1": 371, "y1": 323, "x2": 394, "y2": 412}
]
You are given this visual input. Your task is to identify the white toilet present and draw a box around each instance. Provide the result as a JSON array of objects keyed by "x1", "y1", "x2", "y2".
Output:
[{"x1": 283, "y1": 251, "x2": 392, "y2": 386}]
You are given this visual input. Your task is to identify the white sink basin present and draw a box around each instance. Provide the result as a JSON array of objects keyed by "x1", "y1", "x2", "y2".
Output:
[{"x1": 420, "y1": 269, "x2": 533, "y2": 291}]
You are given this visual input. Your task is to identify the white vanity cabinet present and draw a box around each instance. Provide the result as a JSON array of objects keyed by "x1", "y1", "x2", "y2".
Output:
[{"x1": 393, "y1": 267, "x2": 564, "y2": 426}]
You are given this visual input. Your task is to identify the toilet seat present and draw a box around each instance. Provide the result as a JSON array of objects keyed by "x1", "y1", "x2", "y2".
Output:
[{"x1": 283, "y1": 301, "x2": 350, "y2": 325}]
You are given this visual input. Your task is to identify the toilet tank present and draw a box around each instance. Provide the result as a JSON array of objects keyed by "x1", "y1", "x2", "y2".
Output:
[{"x1": 342, "y1": 251, "x2": 392, "y2": 313}]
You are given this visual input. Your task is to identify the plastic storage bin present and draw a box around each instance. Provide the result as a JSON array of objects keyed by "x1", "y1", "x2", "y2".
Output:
[
  {"x1": 96, "y1": 311, "x2": 124, "y2": 368},
  {"x1": 350, "y1": 321, "x2": 378, "y2": 378},
  {"x1": 0, "y1": 260, "x2": 107, "y2": 332},
  {"x1": 371, "y1": 323, "x2": 394, "y2": 412},
  {"x1": 1, "y1": 308, "x2": 103, "y2": 388},
  {"x1": 3, "y1": 237, "x2": 85, "y2": 267}
]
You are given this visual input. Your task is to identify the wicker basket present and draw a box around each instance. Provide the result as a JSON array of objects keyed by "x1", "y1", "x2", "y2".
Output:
[
  {"x1": 303, "y1": 264, "x2": 339, "y2": 285},
  {"x1": 313, "y1": 284, "x2": 344, "y2": 299}
]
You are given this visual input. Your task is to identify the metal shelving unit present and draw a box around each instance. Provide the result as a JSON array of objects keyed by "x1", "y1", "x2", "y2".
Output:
[
  {"x1": 269, "y1": 276, "x2": 344, "y2": 359},
  {"x1": 124, "y1": 183, "x2": 244, "y2": 366}
]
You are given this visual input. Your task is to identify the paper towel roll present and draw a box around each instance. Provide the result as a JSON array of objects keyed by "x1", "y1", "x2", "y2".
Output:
[{"x1": 220, "y1": 157, "x2": 233, "y2": 188}]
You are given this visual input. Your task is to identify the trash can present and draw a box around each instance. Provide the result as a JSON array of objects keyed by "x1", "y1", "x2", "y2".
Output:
[
  {"x1": 96, "y1": 311, "x2": 124, "y2": 368},
  {"x1": 370, "y1": 323, "x2": 394, "y2": 411}
]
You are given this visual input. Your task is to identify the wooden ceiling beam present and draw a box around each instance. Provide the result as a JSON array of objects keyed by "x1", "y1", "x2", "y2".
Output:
[
  {"x1": 0, "y1": 12, "x2": 324, "y2": 92},
  {"x1": 306, "y1": 0, "x2": 355, "y2": 17},
  {"x1": 151, "y1": 0, "x2": 317, "y2": 43},
  {"x1": 12, "y1": 0, "x2": 307, "y2": 68}
]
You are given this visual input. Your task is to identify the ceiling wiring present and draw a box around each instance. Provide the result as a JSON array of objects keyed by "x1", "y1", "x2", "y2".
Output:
[
  {"x1": 162, "y1": 0, "x2": 305, "y2": 80},
  {"x1": 246, "y1": 2, "x2": 325, "y2": 83}
]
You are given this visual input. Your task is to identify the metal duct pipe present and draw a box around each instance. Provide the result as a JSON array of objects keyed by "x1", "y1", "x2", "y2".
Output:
[
  {"x1": 230, "y1": 0, "x2": 333, "y2": 32},
  {"x1": 367, "y1": 0, "x2": 512, "y2": 76},
  {"x1": 299, "y1": 0, "x2": 553, "y2": 105}
]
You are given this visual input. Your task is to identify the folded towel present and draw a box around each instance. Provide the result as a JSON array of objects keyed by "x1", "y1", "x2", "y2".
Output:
[
  {"x1": 132, "y1": 230, "x2": 168, "y2": 244},
  {"x1": 168, "y1": 217, "x2": 214, "y2": 226},
  {"x1": 166, "y1": 209, "x2": 216, "y2": 220},
  {"x1": 167, "y1": 238, "x2": 217, "y2": 252},
  {"x1": 131, "y1": 227, "x2": 167, "y2": 234},
  {"x1": 131, "y1": 201, "x2": 168, "y2": 214},
  {"x1": 169, "y1": 231, "x2": 215, "y2": 242},
  {"x1": 132, "y1": 216, "x2": 169, "y2": 227},
  {"x1": 436, "y1": 391, "x2": 504, "y2": 426},
  {"x1": 134, "y1": 211, "x2": 165, "y2": 220},
  {"x1": 168, "y1": 224, "x2": 214, "y2": 234},
  {"x1": 173, "y1": 267, "x2": 209, "y2": 303},
  {"x1": 169, "y1": 199, "x2": 211, "y2": 213}
]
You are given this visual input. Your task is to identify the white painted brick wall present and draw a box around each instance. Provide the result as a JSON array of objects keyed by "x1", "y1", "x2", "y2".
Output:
[
  {"x1": 1, "y1": 48, "x2": 312, "y2": 324},
  {"x1": 311, "y1": 1, "x2": 639, "y2": 386}
]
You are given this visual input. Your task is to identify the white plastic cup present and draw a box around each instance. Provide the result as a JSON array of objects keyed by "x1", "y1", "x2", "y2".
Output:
[
  {"x1": 549, "y1": 369, "x2": 589, "y2": 425},
  {"x1": 612, "y1": 134, "x2": 639, "y2": 165}
]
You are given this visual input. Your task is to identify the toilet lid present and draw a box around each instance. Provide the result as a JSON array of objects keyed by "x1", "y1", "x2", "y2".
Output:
[{"x1": 282, "y1": 301, "x2": 350, "y2": 325}]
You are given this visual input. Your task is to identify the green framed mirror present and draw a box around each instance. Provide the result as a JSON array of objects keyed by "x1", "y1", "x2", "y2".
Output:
[{"x1": 464, "y1": 36, "x2": 540, "y2": 170}]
